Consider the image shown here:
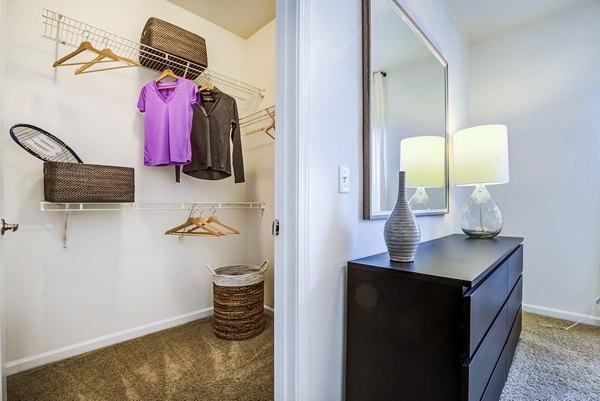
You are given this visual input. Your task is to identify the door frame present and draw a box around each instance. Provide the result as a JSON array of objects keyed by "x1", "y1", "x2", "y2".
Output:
[
  {"x1": 0, "y1": 0, "x2": 7, "y2": 397},
  {"x1": 274, "y1": 0, "x2": 311, "y2": 399}
]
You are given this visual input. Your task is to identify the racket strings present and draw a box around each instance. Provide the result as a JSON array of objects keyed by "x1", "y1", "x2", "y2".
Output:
[{"x1": 11, "y1": 126, "x2": 81, "y2": 163}]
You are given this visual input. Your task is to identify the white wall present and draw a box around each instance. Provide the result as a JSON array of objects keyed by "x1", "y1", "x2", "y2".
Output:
[
  {"x1": 243, "y1": 19, "x2": 276, "y2": 308},
  {"x1": 470, "y1": 1, "x2": 600, "y2": 322},
  {"x1": 301, "y1": 0, "x2": 469, "y2": 398},
  {"x1": 2, "y1": 0, "x2": 263, "y2": 368}
]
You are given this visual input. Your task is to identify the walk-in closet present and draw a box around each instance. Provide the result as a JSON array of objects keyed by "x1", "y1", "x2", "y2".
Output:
[{"x1": 1, "y1": 0, "x2": 276, "y2": 399}]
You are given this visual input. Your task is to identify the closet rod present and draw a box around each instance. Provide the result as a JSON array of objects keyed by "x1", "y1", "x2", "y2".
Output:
[{"x1": 42, "y1": 9, "x2": 266, "y2": 100}]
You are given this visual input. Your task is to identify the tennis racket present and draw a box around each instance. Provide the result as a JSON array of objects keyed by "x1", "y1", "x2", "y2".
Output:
[{"x1": 9, "y1": 124, "x2": 83, "y2": 163}]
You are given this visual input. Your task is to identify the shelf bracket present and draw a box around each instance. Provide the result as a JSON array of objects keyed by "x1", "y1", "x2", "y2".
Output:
[
  {"x1": 62, "y1": 212, "x2": 69, "y2": 249},
  {"x1": 53, "y1": 13, "x2": 62, "y2": 83}
]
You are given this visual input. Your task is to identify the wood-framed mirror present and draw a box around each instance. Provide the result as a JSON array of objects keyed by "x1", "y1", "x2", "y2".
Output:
[{"x1": 363, "y1": 0, "x2": 449, "y2": 219}]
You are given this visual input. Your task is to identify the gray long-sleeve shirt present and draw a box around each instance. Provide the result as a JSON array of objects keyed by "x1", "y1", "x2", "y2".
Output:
[{"x1": 183, "y1": 87, "x2": 245, "y2": 183}]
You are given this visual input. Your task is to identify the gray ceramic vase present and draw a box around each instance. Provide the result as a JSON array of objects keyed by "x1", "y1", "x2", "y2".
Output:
[{"x1": 384, "y1": 171, "x2": 421, "y2": 262}]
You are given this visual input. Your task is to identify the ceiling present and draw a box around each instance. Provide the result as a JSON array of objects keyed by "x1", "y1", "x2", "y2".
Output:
[
  {"x1": 448, "y1": 0, "x2": 591, "y2": 42},
  {"x1": 371, "y1": 0, "x2": 434, "y2": 71},
  {"x1": 167, "y1": 0, "x2": 275, "y2": 39}
]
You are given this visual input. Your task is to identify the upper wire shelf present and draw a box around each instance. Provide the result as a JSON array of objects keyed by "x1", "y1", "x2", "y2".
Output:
[
  {"x1": 42, "y1": 9, "x2": 266, "y2": 103},
  {"x1": 240, "y1": 106, "x2": 275, "y2": 139}
]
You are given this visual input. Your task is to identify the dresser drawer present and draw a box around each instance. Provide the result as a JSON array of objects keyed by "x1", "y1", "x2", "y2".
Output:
[
  {"x1": 506, "y1": 276, "x2": 522, "y2": 333},
  {"x1": 481, "y1": 347, "x2": 507, "y2": 401},
  {"x1": 463, "y1": 304, "x2": 508, "y2": 401},
  {"x1": 507, "y1": 246, "x2": 523, "y2": 292},
  {"x1": 465, "y1": 262, "x2": 508, "y2": 357},
  {"x1": 462, "y1": 276, "x2": 522, "y2": 401},
  {"x1": 507, "y1": 307, "x2": 522, "y2": 369},
  {"x1": 481, "y1": 307, "x2": 522, "y2": 401}
]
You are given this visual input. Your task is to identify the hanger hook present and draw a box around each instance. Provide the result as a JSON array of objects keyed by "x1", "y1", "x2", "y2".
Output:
[
  {"x1": 188, "y1": 204, "x2": 198, "y2": 219},
  {"x1": 210, "y1": 207, "x2": 216, "y2": 216}
]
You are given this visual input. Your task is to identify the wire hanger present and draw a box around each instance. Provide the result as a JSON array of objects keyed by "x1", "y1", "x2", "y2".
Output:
[{"x1": 53, "y1": 41, "x2": 140, "y2": 74}]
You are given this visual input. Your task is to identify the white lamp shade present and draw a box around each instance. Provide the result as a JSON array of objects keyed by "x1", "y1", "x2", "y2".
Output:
[
  {"x1": 453, "y1": 125, "x2": 509, "y2": 186},
  {"x1": 400, "y1": 136, "x2": 445, "y2": 188}
]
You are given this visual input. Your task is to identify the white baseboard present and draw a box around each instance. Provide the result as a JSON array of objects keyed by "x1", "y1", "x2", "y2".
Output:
[
  {"x1": 523, "y1": 303, "x2": 600, "y2": 327},
  {"x1": 6, "y1": 307, "x2": 213, "y2": 375},
  {"x1": 264, "y1": 305, "x2": 275, "y2": 318},
  {"x1": 6, "y1": 304, "x2": 276, "y2": 375}
]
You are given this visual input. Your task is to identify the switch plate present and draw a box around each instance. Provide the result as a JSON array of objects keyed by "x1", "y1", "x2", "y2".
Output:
[{"x1": 339, "y1": 165, "x2": 350, "y2": 193}]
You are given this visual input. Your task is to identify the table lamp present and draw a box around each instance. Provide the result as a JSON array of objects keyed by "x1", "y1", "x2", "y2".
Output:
[
  {"x1": 400, "y1": 136, "x2": 445, "y2": 210},
  {"x1": 453, "y1": 125, "x2": 509, "y2": 238}
]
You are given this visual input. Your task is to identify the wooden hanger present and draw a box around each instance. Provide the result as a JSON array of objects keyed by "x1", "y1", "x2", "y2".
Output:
[
  {"x1": 165, "y1": 219, "x2": 222, "y2": 237},
  {"x1": 263, "y1": 118, "x2": 275, "y2": 139},
  {"x1": 204, "y1": 208, "x2": 239, "y2": 234},
  {"x1": 185, "y1": 216, "x2": 228, "y2": 236},
  {"x1": 243, "y1": 117, "x2": 276, "y2": 140},
  {"x1": 207, "y1": 214, "x2": 240, "y2": 234},
  {"x1": 54, "y1": 41, "x2": 140, "y2": 74},
  {"x1": 199, "y1": 80, "x2": 215, "y2": 91},
  {"x1": 75, "y1": 48, "x2": 140, "y2": 74},
  {"x1": 53, "y1": 41, "x2": 100, "y2": 67},
  {"x1": 155, "y1": 68, "x2": 179, "y2": 81},
  {"x1": 154, "y1": 69, "x2": 179, "y2": 90},
  {"x1": 165, "y1": 208, "x2": 222, "y2": 237}
]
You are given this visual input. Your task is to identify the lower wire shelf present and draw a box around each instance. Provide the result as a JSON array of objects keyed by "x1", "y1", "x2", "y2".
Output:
[
  {"x1": 40, "y1": 201, "x2": 266, "y2": 248},
  {"x1": 40, "y1": 201, "x2": 266, "y2": 212}
]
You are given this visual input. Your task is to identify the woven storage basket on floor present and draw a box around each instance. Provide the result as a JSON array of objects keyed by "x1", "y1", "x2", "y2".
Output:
[
  {"x1": 140, "y1": 17, "x2": 208, "y2": 80},
  {"x1": 208, "y1": 261, "x2": 268, "y2": 341},
  {"x1": 44, "y1": 161, "x2": 135, "y2": 202}
]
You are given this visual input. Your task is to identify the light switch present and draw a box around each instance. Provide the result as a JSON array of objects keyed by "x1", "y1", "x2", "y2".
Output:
[{"x1": 339, "y1": 165, "x2": 350, "y2": 193}]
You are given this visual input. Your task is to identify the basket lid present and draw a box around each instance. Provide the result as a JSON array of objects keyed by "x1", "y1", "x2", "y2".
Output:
[{"x1": 207, "y1": 261, "x2": 268, "y2": 287}]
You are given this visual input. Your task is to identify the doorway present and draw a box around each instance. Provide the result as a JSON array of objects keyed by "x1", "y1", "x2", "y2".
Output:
[{"x1": 0, "y1": 0, "x2": 300, "y2": 399}]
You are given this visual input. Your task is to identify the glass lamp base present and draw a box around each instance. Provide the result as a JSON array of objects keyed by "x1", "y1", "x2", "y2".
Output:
[
  {"x1": 460, "y1": 184, "x2": 503, "y2": 239},
  {"x1": 461, "y1": 227, "x2": 501, "y2": 239},
  {"x1": 408, "y1": 187, "x2": 430, "y2": 210}
]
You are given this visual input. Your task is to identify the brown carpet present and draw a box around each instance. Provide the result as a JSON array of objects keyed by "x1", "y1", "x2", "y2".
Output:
[
  {"x1": 10, "y1": 312, "x2": 599, "y2": 401},
  {"x1": 7, "y1": 317, "x2": 274, "y2": 401},
  {"x1": 501, "y1": 312, "x2": 600, "y2": 401}
]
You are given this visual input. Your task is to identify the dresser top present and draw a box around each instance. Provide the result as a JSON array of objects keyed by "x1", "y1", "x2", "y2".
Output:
[{"x1": 349, "y1": 234, "x2": 523, "y2": 288}]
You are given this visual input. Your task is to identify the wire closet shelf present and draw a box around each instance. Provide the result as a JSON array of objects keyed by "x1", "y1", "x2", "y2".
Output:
[
  {"x1": 239, "y1": 106, "x2": 275, "y2": 139},
  {"x1": 42, "y1": 9, "x2": 265, "y2": 102},
  {"x1": 40, "y1": 201, "x2": 266, "y2": 212}
]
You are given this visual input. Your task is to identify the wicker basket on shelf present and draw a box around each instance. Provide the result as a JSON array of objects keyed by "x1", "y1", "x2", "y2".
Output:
[
  {"x1": 44, "y1": 161, "x2": 135, "y2": 203},
  {"x1": 139, "y1": 17, "x2": 208, "y2": 79},
  {"x1": 207, "y1": 261, "x2": 268, "y2": 341}
]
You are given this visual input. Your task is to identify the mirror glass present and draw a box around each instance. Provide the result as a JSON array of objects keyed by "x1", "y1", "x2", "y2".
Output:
[{"x1": 363, "y1": 0, "x2": 448, "y2": 219}]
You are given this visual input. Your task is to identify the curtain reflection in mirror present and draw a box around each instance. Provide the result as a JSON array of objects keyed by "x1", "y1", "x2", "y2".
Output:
[{"x1": 371, "y1": 71, "x2": 388, "y2": 211}]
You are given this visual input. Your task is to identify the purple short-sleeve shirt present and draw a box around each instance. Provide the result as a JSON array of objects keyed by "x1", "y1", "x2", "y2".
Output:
[{"x1": 137, "y1": 78, "x2": 198, "y2": 166}]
